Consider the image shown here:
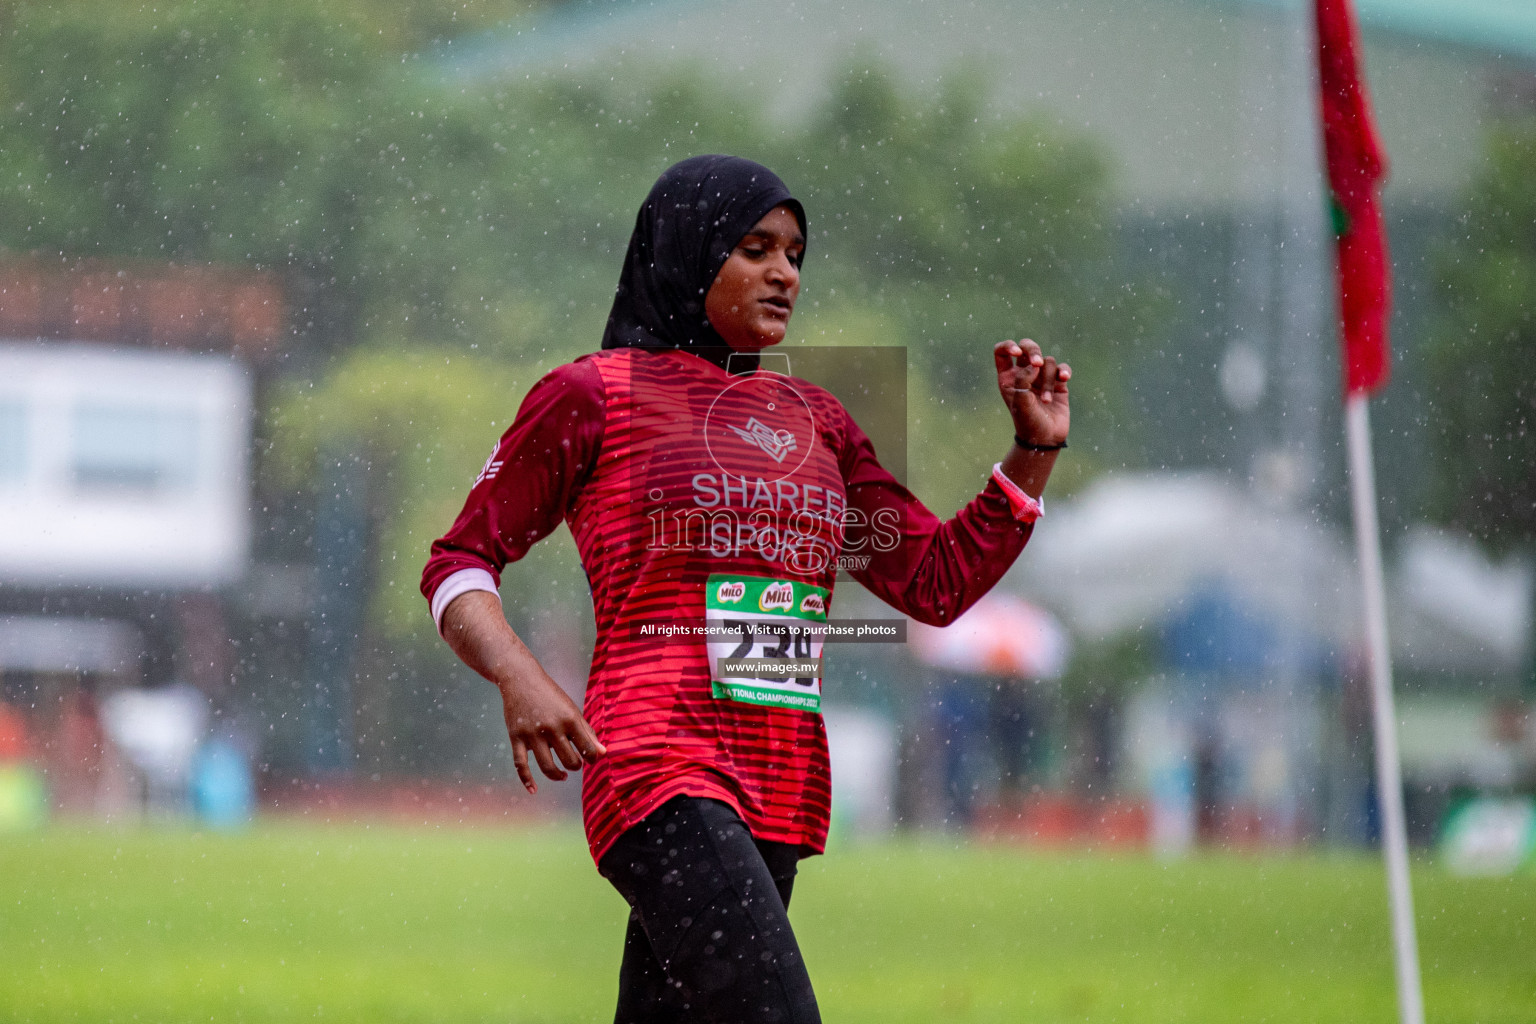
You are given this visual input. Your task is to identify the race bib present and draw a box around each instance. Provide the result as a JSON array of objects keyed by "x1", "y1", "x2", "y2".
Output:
[{"x1": 705, "y1": 574, "x2": 828, "y2": 712}]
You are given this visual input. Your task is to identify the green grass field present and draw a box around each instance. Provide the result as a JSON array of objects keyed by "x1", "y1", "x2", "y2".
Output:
[{"x1": 2, "y1": 820, "x2": 1532, "y2": 1023}]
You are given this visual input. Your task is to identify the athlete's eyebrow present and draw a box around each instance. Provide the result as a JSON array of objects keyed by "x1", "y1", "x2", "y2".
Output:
[{"x1": 739, "y1": 227, "x2": 806, "y2": 248}]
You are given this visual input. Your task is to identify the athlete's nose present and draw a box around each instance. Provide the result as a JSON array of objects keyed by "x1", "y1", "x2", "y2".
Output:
[{"x1": 766, "y1": 251, "x2": 799, "y2": 292}]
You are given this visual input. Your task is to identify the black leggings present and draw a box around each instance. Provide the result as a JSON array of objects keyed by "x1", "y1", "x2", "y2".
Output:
[{"x1": 598, "y1": 797, "x2": 822, "y2": 1024}]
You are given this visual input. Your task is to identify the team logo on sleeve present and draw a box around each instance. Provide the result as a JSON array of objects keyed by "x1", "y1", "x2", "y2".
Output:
[{"x1": 473, "y1": 443, "x2": 503, "y2": 487}]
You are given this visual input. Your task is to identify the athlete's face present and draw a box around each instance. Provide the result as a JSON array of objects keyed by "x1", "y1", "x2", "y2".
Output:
[{"x1": 705, "y1": 204, "x2": 804, "y2": 352}]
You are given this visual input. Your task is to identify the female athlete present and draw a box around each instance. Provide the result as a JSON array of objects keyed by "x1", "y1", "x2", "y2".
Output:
[{"x1": 421, "y1": 154, "x2": 1070, "y2": 1023}]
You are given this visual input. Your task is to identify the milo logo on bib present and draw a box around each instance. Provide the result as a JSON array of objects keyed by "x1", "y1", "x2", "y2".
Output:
[
  {"x1": 705, "y1": 574, "x2": 829, "y2": 713},
  {"x1": 759, "y1": 581, "x2": 795, "y2": 613}
]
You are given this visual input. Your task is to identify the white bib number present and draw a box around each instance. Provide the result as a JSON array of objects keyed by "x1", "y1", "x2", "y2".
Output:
[{"x1": 705, "y1": 574, "x2": 828, "y2": 713}]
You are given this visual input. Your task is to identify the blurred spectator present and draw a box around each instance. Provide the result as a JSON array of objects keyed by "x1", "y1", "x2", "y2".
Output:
[
  {"x1": 0, "y1": 699, "x2": 46, "y2": 829},
  {"x1": 0, "y1": 699, "x2": 27, "y2": 761},
  {"x1": 50, "y1": 688, "x2": 106, "y2": 815}
]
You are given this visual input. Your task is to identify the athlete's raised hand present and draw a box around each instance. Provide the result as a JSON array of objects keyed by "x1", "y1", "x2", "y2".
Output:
[
  {"x1": 441, "y1": 590, "x2": 606, "y2": 793},
  {"x1": 995, "y1": 338, "x2": 1070, "y2": 447}
]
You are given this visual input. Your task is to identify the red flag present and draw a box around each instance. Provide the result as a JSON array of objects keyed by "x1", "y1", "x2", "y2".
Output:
[{"x1": 1316, "y1": 0, "x2": 1390, "y2": 394}]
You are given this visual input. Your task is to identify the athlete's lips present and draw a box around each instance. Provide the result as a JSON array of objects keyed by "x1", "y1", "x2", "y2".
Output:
[{"x1": 759, "y1": 295, "x2": 793, "y2": 317}]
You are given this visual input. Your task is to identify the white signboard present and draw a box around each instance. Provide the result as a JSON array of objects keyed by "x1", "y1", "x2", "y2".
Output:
[{"x1": 0, "y1": 342, "x2": 251, "y2": 587}]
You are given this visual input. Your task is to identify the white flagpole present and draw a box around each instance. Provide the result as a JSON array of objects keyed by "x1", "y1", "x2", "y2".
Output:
[{"x1": 1344, "y1": 392, "x2": 1425, "y2": 1024}]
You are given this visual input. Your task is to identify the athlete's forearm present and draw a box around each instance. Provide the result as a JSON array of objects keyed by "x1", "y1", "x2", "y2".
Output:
[
  {"x1": 441, "y1": 589, "x2": 605, "y2": 790},
  {"x1": 440, "y1": 590, "x2": 543, "y2": 693}
]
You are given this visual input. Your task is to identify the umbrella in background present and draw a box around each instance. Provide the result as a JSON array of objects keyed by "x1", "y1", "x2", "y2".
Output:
[{"x1": 909, "y1": 593, "x2": 1070, "y2": 678}]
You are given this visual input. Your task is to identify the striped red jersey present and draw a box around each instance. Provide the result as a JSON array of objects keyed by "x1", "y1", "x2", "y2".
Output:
[{"x1": 422, "y1": 347, "x2": 1032, "y2": 864}]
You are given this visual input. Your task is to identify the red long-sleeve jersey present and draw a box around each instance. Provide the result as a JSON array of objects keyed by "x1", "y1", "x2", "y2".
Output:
[{"x1": 422, "y1": 347, "x2": 1032, "y2": 864}]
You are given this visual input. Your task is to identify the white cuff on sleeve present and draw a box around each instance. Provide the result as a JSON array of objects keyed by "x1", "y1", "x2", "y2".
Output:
[{"x1": 430, "y1": 567, "x2": 500, "y2": 634}]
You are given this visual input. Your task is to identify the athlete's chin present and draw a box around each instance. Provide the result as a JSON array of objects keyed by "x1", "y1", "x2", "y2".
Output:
[{"x1": 757, "y1": 317, "x2": 793, "y2": 347}]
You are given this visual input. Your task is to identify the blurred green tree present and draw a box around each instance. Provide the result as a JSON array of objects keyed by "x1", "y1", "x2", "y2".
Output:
[
  {"x1": 1424, "y1": 118, "x2": 1536, "y2": 556},
  {"x1": 785, "y1": 60, "x2": 1137, "y2": 507},
  {"x1": 0, "y1": 0, "x2": 577, "y2": 350},
  {"x1": 1423, "y1": 117, "x2": 1536, "y2": 692}
]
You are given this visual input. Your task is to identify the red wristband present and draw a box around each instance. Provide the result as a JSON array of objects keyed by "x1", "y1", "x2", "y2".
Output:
[{"x1": 991, "y1": 463, "x2": 1044, "y2": 524}]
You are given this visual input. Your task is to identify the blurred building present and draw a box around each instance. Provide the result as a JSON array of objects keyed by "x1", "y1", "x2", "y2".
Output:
[{"x1": 0, "y1": 259, "x2": 280, "y2": 816}]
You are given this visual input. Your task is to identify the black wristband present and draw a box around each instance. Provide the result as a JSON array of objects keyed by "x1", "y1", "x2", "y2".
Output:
[{"x1": 1015, "y1": 435, "x2": 1067, "y2": 452}]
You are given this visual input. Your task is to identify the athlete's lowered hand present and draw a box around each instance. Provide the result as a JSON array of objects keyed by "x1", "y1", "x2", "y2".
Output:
[{"x1": 440, "y1": 590, "x2": 606, "y2": 793}]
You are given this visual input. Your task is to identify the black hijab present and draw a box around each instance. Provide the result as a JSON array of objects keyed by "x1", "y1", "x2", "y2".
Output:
[{"x1": 601, "y1": 155, "x2": 807, "y2": 372}]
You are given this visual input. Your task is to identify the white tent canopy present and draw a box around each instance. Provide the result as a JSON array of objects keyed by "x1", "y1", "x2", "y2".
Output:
[{"x1": 1008, "y1": 472, "x2": 1528, "y2": 676}]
